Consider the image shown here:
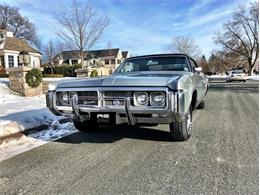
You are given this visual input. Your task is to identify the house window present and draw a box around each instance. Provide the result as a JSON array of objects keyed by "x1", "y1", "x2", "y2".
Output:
[
  {"x1": 117, "y1": 59, "x2": 121, "y2": 64},
  {"x1": 0, "y1": 56, "x2": 4, "y2": 68},
  {"x1": 111, "y1": 59, "x2": 115, "y2": 64},
  {"x1": 71, "y1": 59, "x2": 78, "y2": 65},
  {"x1": 17, "y1": 56, "x2": 22, "y2": 66},
  {"x1": 8, "y1": 55, "x2": 14, "y2": 67},
  {"x1": 105, "y1": 59, "x2": 110, "y2": 65},
  {"x1": 53, "y1": 61, "x2": 59, "y2": 66}
]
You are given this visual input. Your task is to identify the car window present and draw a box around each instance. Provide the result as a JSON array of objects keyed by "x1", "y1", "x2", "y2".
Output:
[
  {"x1": 117, "y1": 57, "x2": 190, "y2": 73},
  {"x1": 189, "y1": 58, "x2": 197, "y2": 72}
]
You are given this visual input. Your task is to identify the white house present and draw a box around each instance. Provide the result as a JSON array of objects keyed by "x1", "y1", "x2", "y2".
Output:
[
  {"x1": 52, "y1": 48, "x2": 130, "y2": 76},
  {"x1": 0, "y1": 29, "x2": 42, "y2": 69}
]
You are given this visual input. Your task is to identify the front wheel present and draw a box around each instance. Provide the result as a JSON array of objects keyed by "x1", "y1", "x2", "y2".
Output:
[
  {"x1": 197, "y1": 99, "x2": 205, "y2": 109},
  {"x1": 169, "y1": 106, "x2": 192, "y2": 141},
  {"x1": 73, "y1": 116, "x2": 98, "y2": 132}
]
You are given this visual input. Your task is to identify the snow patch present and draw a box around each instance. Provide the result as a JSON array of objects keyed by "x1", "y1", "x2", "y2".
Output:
[
  {"x1": 29, "y1": 121, "x2": 77, "y2": 141},
  {"x1": 216, "y1": 157, "x2": 225, "y2": 163},
  {"x1": 207, "y1": 75, "x2": 227, "y2": 79},
  {"x1": 0, "y1": 133, "x2": 47, "y2": 161},
  {"x1": 0, "y1": 121, "x2": 77, "y2": 162},
  {"x1": 247, "y1": 75, "x2": 259, "y2": 80},
  {"x1": 0, "y1": 78, "x2": 65, "y2": 137}
]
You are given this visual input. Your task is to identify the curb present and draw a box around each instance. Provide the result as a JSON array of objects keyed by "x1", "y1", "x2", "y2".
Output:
[{"x1": 0, "y1": 118, "x2": 71, "y2": 143}]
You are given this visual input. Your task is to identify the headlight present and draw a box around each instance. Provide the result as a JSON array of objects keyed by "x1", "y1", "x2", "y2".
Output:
[
  {"x1": 150, "y1": 92, "x2": 165, "y2": 107},
  {"x1": 134, "y1": 92, "x2": 148, "y2": 106},
  {"x1": 61, "y1": 92, "x2": 69, "y2": 104}
]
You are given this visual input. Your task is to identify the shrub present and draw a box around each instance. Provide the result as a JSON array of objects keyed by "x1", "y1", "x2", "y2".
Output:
[
  {"x1": 25, "y1": 68, "x2": 42, "y2": 88},
  {"x1": 0, "y1": 72, "x2": 8, "y2": 78},
  {"x1": 90, "y1": 70, "x2": 99, "y2": 77},
  {"x1": 43, "y1": 74, "x2": 64, "y2": 78},
  {"x1": 0, "y1": 66, "x2": 8, "y2": 77},
  {"x1": 43, "y1": 64, "x2": 82, "y2": 77}
]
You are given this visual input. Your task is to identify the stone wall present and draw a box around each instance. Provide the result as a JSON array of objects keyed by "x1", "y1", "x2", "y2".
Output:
[
  {"x1": 7, "y1": 67, "x2": 43, "y2": 96},
  {"x1": 42, "y1": 80, "x2": 55, "y2": 94}
]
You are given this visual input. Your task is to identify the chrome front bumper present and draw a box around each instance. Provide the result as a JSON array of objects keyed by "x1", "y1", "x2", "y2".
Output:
[{"x1": 46, "y1": 88, "x2": 186, "y2": 125}]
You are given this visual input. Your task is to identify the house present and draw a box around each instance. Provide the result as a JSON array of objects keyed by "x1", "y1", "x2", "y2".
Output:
[
  {"x1": 52, "y1": 48, "x2": 130, "y2": 76},
  {"x1": 0, "y1": 30, "x2": 42, "y2": 70}
]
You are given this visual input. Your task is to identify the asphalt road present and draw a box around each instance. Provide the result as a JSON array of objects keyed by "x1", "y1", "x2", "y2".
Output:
[{"x1": 0, "y1": 81, "x2": 258, "y2": 195}]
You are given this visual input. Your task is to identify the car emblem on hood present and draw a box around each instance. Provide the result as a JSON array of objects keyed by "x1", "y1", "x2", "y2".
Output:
[{"x1": 113, "y1": 99, "x2": 120, "y2": 106}]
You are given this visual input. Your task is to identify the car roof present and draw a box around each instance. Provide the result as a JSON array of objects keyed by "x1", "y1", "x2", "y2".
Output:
[{"x1": 127, "y1": 53, "x2": 191, "y2": 60}]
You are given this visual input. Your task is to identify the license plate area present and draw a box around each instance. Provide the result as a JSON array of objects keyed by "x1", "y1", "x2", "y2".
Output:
[{"x1": 96, "y1": 112, "x2": 116, "y2": 124}]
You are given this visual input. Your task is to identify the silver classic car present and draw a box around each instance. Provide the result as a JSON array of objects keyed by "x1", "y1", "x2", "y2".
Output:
[{"x1": 46, "y1": 54, "x2": 208, "y2": 141}]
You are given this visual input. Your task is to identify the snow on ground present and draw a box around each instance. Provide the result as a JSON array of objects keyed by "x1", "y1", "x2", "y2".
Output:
[
  {"x1": 0, "y1": 120, "x2": 77, "y2": 161},
  {"x1": 0, "y1": 78, "x2": 78, "y2": 161},
  {"x1": 207, "y1": 75, "x2": 227, "y2": 79},
  {"x1": 0, "y1": 78, "x2": 65, "y2": 137},
  {"x1": 247, "y1": 75, "x2": 259, "y2": 80},
  {"x1": 0, "y1": 133, "x2": 47, "y2": 161},
  {"x1": 43, "y1": 77, "x2": 77, "y2": 82},
  {"x1": 29, "y1": 120, "x2": 77, "y2": 141},
  {"x1": 208, "y1": 74, "x2": 259, "y2": 81}
]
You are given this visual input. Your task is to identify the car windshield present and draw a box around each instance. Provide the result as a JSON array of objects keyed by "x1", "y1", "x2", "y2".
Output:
[
  {"x1": 116, "y1": 56, "x2": 190, "y2": 73},
  {"x1": 232, "y1": 70, "x2": 243, "y2": 74}
]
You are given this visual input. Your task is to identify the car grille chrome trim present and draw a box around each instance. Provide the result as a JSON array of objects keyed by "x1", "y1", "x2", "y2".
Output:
[{"x1": 56, "y1": 87, "x2": 170, "y2": 109}]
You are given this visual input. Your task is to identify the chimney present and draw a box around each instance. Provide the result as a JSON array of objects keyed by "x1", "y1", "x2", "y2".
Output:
[
  {"x1": 0, "y1": 29, "x2": 13, "y2": 40},
  {"x1": 6, "y1": 31, "x2": 13, "y2": 37}
]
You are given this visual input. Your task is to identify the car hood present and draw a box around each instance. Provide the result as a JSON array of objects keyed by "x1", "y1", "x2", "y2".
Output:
[
  {"x1": 52, "y1": 72, "x2": 185, "y2": 90},
  {"x1": 102, "y1": 72, "x2": 181, "y2": 87}
]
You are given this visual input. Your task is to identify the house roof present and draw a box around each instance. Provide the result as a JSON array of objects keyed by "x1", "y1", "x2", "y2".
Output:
[
  {"x1": 87, "y1": 48, "x2": 120, "y2": 59},
  {"x1": 1, "y1": 37, "x2": 41, "y2": 54},
  {"x1": 122, "y1": 51, "x2": 129, "y2": 58},
  {"x1": 53, "y1": 48, "x2": 122, "y2": 61}
]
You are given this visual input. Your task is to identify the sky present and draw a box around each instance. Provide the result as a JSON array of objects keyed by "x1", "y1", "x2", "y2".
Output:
[{"x1": 0, "y1": 0, "x2": 255, "y2": 58}]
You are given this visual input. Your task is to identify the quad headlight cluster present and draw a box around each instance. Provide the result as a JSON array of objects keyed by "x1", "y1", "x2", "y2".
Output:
[
  {"x1": 58, "y1": 92, "x2": 78, "y2": 105},
  {"x1": 134, "y1": 91, "x2": 166, "y2": 107}
]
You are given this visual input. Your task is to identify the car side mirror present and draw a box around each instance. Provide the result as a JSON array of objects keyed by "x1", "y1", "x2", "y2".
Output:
[{"x1": 195, "y1": 67, "x2": 202, "y2": 72}]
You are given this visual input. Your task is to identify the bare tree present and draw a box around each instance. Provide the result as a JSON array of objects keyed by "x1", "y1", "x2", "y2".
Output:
[
  {"x1": 218, "y1": 51, "x2": 248, "y2": 71},
  {"x1": 44, "y1": 39, "x2": 56, "y2": 74},
  {"x1": 52, "y1": 0, "x2": 109, "y2": 68},
  {"x1": 198, "y1": 55, "x2": 210, "y2": 73},
  {"x1": 208, "y1": 53, "x2": 222, "y2": 74},
  {"x1": 44, "y1": 40, "x2": 55, "y2": 64},
  {"x1": 168, "y1": 36, "x2": 201, "y2": 59},
  {"x1": 0, "y1": 4, "x2": 40, "y2": 47},
  {"x1": 44, "y1": 39, "x2": 66, "y2": 72},
  {"x1": 215, "y1": 2, "x2": 259, "y2": 75}
]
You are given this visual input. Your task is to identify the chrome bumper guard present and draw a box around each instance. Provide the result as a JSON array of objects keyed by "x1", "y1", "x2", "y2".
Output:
[{"x1": 46, "y1": 89, "x2": 186, "y2": 124}]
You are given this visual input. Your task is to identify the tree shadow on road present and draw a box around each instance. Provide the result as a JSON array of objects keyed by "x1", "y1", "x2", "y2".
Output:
[{"x1": 56, "y1": 124, "x2": 172, "y2": 144}]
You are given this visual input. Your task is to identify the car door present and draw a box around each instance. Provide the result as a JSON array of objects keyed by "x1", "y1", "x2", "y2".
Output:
[{"x1": 189, "y1": 58, "x2": 207, "y2": 105}]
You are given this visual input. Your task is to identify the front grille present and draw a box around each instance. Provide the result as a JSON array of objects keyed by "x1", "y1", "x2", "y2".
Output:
[
  {"x1": 103, "y1": 91, "x2": 133, "y2": 106},
  {"x1": 104, "y1": 99, "x2": 125, "y2": 106},
  {"x1": 103, "y1": 91, "x2": 133, "y2": 98},
  {"x1": 78, "y1": 91, "x2": 98, "y2": 105}
]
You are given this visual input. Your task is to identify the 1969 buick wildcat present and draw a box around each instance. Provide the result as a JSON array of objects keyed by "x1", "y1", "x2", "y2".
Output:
[{"x1": 46, "y1": 54, "x2": 208, "y2": 141}]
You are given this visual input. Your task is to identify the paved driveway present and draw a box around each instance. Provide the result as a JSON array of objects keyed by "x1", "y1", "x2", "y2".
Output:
[{"x1": 0, "y1": 81, "x2": 258, "y2": 195}]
